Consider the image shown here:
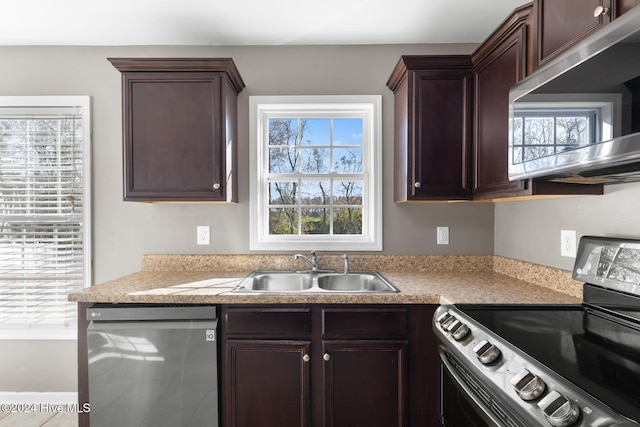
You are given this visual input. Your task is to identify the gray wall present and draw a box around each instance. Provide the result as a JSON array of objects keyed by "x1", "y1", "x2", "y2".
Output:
[
  {"x1": 4, "y1": 43, "x2": 640, "y2": 395},
  {"x1": 0, "y1": 44, "x2": 495, "y2": 393},
  {"x1": 495, "y1": 182, "x2": 640, "y2": 271}
]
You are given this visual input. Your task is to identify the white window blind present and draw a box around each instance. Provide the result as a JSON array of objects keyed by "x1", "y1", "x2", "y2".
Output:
[{"x1": 0, "y1": 97, "x2": 91, "y2": 338}]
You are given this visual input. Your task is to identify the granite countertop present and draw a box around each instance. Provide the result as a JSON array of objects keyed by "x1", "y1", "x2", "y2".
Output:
[{"x1": 68, "y1": 254, "x2": 583, "y2": 305}]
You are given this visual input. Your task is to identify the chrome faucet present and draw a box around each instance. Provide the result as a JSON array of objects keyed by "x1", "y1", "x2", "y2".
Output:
[
  {"x1": 342, "y1": 254, "x2": 349, "y2": 274},
  {"x1": 294, "y1": 251, "x2": 320, "y2": 271}
]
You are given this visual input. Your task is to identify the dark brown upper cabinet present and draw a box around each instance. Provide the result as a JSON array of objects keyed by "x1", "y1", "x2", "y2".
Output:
[
  {"x1": 387, "y1": 56, "x2": 473, "y2": 202},
  {"x1": 472, "y1": 3, "x2": 602, "y2": 200},
  {"x1": 388, "y1": 5, "x2": 606, "y2": 202},
  {"x1": 535, "y1": 0, "x2": 640, "y2": 69},
  {"x1": 471, "y1": 3, "x2": 603, "y2": 200},
  {"x1": 619, "y1": 0, "x2": 640, "y2": 14},
  {"x1": 108, "y1": 58, "x2": 245, "y2": 202},
  {"x1": 472, "y1": 5, "x2": 532, "y2": 199},
  {"x1": 534, "y1": 0, "x2": 614, "y2": 68}
]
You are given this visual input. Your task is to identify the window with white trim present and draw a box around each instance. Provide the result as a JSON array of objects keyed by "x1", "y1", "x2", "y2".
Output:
[
  {"x1": 249, "y1": 96, "x2": 382, "y2": 251},
  {"x1": 512, "y1": 109, "x2": 598, "y2": 163},
  {"x1": 511, "y1": 94, "x2": 619, "y2": 164},
  {"x1": 0, "y1": 96, "x2": 91, "y2": 339}
]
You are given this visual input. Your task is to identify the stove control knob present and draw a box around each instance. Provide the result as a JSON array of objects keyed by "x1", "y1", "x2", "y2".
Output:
[
  {"x1": 445, "y1": 318, "x2": 461, "y2": 333},
  {"x1": 510, "y1": 368, "x2": 546, "y2": 401},
  {"x1": 444, "y1": 319, "x2": 470, "y2": 340},
  {"x1": 437, "y1": 312, "x2": 457, "y2": 330},
  {"x1": 473, "y1": 339, "x2": 501, "y2": 365},
  {"x1": 450, "y1": 322, "x2": 470, "y2": 341},
  {"x1": 436, "y1": 311, "x2": 453, "y2": 325},
  {"x1": 537, "y1": 390, "x2": 580, "y2": 427}
]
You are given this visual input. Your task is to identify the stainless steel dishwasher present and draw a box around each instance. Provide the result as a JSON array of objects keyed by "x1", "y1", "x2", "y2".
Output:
[{"x1": 86, "y1": 306, "x2": 219, "y2": 427}]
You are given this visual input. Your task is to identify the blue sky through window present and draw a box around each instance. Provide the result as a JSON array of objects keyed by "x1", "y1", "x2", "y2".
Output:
[{"x1": 333, "y1": 118, "x2": 362, "y2": 145}]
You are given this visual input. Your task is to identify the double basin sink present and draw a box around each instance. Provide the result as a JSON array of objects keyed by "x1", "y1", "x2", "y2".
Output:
[{"x1": 232, "y1": 270, "x2": 400, "y2": 294}]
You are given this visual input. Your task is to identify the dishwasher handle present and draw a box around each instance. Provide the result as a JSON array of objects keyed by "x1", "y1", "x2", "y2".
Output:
[{"x1": 87, "y1": 306, "x2": 217, "y2": 322}]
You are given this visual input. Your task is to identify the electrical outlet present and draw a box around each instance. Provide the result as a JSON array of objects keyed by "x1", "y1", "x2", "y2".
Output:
[
  {"x1": 437, "y1": 226, "x2": 449, "y2": 245},
  {"x1": 197, "y1": 226, "x2": 210, "y2": 245},
  {"x1": 561, "y1": 230, "x2": 577, "y2": 258}
]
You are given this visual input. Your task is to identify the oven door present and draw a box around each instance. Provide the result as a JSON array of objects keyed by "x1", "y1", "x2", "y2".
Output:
[
  {"x1": 440, "y1": 349, "x2": 540, "y2": 427},
  {"x1": 440, "y1": 350, "x2": 500, "y2": 427}
]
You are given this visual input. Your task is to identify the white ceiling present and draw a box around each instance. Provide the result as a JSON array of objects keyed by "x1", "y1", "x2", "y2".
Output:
[{"x1": 2, "y1": 0, "x2": 527, "y2": 46}]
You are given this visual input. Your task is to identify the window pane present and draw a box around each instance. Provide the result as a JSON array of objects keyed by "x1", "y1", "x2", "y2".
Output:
[
  {"x1": 513, "y1": 147, "x2": 523, "y2": 164},
  {"x1": 269, "y1": 118, "x2": 298, "y2": 146},
  {"x1": 333, "y1": 208, "x2": 362, "y2": 234},
  {"x1": 301, "y1": 208, "x2": 330, "y2": 234},
  {"x1": 333, "y1": 181, "x2": 363, "y2": 205},
  {"x1": 301, "y1": 148, "x2": 330, "y2": 174},
  {"x1": 269, "y1": 181, "x2": 298, "y2": 205},
  {"x1": 269, "y1": 147, "x2": 298, "y2": 173},
  {"x1": 0, "y1": 99, "x2": 89, "y2": 330},
  {"x1": 333, "y1": 118, "x2": 363, "y2": 146},
  {"x1": 333, "y1": 148, "x2": 362, "y2": 173},
  {"x1": 524, "y1": 117, "x2": 554, "y2": 146},
  {"x1": 301, "y1": 119, "x2": 330, "y2": 146},
  {"x1": 524, "y1": 146, "x2": 555, "y2": 162},
  {"x1": 301, "y1": 181, "x2": 330, "y2": 205},
  {"x1": 512, "y1": 117, "x2": 523, "y2": 146},
  {"x1": 556, "y1": 117, "x2": 588, "y2": 150},
  {"x1": 269, "y1": 208, "x2": 298, "y2": 235}
]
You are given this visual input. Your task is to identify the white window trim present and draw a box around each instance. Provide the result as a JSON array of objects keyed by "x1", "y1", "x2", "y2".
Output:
[
  {"x1": 0, "y1": 96, "x2": 91, "y2": 340},
  {"x1": 515, "y1": 93, "x2": 622, "y2": 141},
  {"x1": 249, "y1": 95, "x2": 382, "y2": 251}
]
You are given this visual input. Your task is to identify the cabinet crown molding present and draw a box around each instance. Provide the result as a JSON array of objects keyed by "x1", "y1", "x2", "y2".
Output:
[
  {"x1": 107, "y1": 57, "x2": 245, "y2": 94},
  {"x1": 386, "y1": 55, "x2": 473, "y2": 92}
]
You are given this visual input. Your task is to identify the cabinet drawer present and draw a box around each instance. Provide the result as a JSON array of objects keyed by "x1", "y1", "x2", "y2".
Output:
[
  {"x1": 224, "y1": 307, "x2": 311, "y2": 337},
  {"x1": 322, "y1": 308, "x2": 408, "y2": 337}
]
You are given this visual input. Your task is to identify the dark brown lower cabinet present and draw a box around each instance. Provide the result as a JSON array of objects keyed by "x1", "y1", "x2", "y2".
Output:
[
  {"x1": 221, "y1": 304, "x2": 438, "y2": 427},
  {"x1": 322, "y1": 340, "x2": 407, "y2": 427},
  {"x1": 226, "y1": 340, "x2": 311, "y2": 427}
]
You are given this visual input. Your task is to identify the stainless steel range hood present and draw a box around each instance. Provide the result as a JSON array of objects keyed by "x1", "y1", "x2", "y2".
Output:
[{"x1": 508, "y1": 6, "x2": 640, "y2": 184}]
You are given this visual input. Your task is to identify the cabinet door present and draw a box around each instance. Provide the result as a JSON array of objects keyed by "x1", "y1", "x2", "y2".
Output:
[
  {"x1": 474, "y1": 26, "x2": 530, "y2": 198},
  {"x1": 123, "y1": 72, "x2": 225, "y2": 201},
  {"x1": 322, "y1": 340, "x2": 408, "y2": 427},
  {"x1": 410, "y1": 70, "x2": 473, "y2": 200},
  {"x1": 536, "y1": 0, "x2": 612, "y2": 67},
  {"x1": 226, "y1": 340, "x2": 311, "y2": 427}
]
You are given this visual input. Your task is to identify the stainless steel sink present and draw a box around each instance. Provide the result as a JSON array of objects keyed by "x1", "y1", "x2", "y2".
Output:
[
  {"x1": 317, "y1": 273, "x2": 398, "y2": 292},
  {"x1": 231, "y1": 271, "x2": 399, "y2": 293},
  {"x1": 241, "y1": 271, "x2": 314, "y2": 292}
]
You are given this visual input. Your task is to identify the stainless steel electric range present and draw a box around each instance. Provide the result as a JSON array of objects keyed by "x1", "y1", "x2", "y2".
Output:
[{"x1": 434, "y1": 236, "x2": 640, "y2": 427}]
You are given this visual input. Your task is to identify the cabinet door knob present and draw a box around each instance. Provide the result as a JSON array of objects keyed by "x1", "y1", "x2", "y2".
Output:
[
  {"x1": 212, "y1": 183, "x2": 221, "y2": 190},
  {"x1": 593, "y1": 5, "x2": 609, "y2": 17},
  {"x1": 414, "y1": 182, "x2": 421, "y2": 188},
  {"x1": 302, "y1": 354, "x2": 310, "y2": 363},
  {"x1": 323, "y1": 353, "x2": 331, "y2": 362}
]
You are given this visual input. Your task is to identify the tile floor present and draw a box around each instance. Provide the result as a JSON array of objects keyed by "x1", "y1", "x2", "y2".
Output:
[{"x1": 0, "y1": 411, "x2": 77, "y2": 427}]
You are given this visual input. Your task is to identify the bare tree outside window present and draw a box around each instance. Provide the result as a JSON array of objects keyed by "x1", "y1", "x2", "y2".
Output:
[
  {"x1": 267, "y1": 117, "x2": 363, "y2": 236},
  {"x1": 512, "y1": 112, "x2": 592, "y2": 164}
]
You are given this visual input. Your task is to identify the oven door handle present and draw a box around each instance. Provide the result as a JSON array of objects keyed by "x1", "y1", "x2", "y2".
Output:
[{"x1": 439, "y1": 348, "x2": 507, "y2": 427}]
